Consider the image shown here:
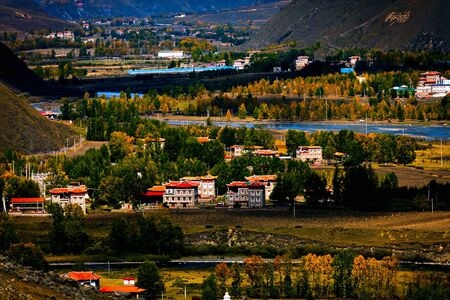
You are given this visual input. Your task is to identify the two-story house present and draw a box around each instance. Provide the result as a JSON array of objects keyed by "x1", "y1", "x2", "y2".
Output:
[
  {"x1": 226, "y1": 181, "x2": 265, "y2": 208},
  {"x1": 163, "y1": 181, "x2": 199, "y2": 208},
  {"x1": 48, "y1": 185, "x2": 89, "y2": 214},
  {"x1": 181, "y1": 174, "x2": 217, "y2": 203},
  {"x1": 296, "y1": 146, "x2": 323, "y2": 164},
  {"x1": 245, "y1": 175, "x2": 277, "y2": 202}
]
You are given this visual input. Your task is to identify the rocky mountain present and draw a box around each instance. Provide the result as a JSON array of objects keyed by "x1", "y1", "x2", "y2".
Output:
[
  {"x1": 32, "y1": 0, "x2": 280, "y2": 20},
  {"x1": 246, "y1": 0, "x2": 450, "y2": 54}
]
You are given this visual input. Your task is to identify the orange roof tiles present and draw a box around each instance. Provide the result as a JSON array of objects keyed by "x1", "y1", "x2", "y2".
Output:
[
  {"x1": 100, "y1": 286, "x2": 145, "y2": 294},
  {"x1": 11, "y1": 198, "x2": 44, "y2": 204},
  {"x1": 49, "y1": 186, "x2": 88, "y2": 195},
  {"x1": 165, "y1": 181, "x2": 199, "y2": 188},
  {"x1": 66, "y1": 271, "x2": 100, "y2": 281}
]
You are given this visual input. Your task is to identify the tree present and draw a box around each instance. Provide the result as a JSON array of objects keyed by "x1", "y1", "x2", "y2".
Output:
[
  {"x1": 332, "y1": 249, "x2": 356, "y2": 298},
  {"x1": 0, "y1": 214, "x2": 18, "y2": 252},
  {"x1": 215, "y1": 262, "x2": 230, "y2": 296},
  {"x1": 202, "y1": 273, "x2": 218, "y2": 300},
  {"x1": 238, "y1": 103, "x2": 247, "y2": 119},
  {"x1": 230, "y1": 262, "x2": 243, "y2": 298},
  {"x1": 286, "y1": 130, "x2": 308, "y2": 156},
  {"x1": 109, "y1": 131, "x2": 134, "y2": 163},
  {"x1": 137, "y1": 261, "x2": 165, "y2": 299},
  {"x1": 48, "y1": 204, "x2": 88, "y2": 254}
]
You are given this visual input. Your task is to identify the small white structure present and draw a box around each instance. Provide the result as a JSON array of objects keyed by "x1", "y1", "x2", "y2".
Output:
[
  {"x1": 295, "y1": 56, "x2": 310, "y2": 70},
  {"x1": 157, "y1": 50, "x2": 184, "y2": 59},
  {"x1": 224, "y1": 291, "x2": 231, "y2": 300}
]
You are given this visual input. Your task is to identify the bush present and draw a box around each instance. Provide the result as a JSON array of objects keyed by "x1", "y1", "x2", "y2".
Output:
[{"x1": 6, "y1": 242, "x2": 48, "y2": 271}]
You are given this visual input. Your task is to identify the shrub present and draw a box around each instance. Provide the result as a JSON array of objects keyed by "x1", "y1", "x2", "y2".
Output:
[{"x1": 6, "y1": 242, "x2": 48, "y2": 271}]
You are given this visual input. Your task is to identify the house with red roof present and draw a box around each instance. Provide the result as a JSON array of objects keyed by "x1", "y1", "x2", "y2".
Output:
[
  {"x1": 48, "y1": 185, "x2": 89, "y2": 214},
  {"x1": 296, "y1": 146, "x2": 323, "y2": 164},
  {"x1": 142, "y1": 185, "x2": 165, "y2": 206},
  {"x1": 226, "y1": 181, "x2": 265, "y2": 208},
  {"x1": 163, "y1": 181, "x2": 199, "y2": 208},
  {"x1": 10, "y1": 197, "x2": 45, "y2": 213},
  {"x1": 64, "y1": 271, "x2": 100, "y2": 289},
  {"x1": 245, "y1": 175, "x2": 277, "y2": 202}
]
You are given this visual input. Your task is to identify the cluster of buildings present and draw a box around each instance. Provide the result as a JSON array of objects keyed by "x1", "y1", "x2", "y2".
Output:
[
  {"x1": 415, "y1": 71, "x2": 450, "y2": 99},
  {"x1": 64, "y1": 271, "x2": 145, "y2": 297},
  {"x1": 142, "y1": 174, "x2": 277, "y2": 209}
]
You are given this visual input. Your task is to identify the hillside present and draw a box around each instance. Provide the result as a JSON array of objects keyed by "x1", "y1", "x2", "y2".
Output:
[
  {"x1": 32, "y1": 0, "x2": 280, "y2": 19},
  {"x1": 246, "y1": 0, "x2": 450, "y2": 54},
  {"x1": 0, "y1": 82, "x2": 76, "y2": 154},
  {"x1": 0, "y1": 42, "x2": 50, "y2": 95},
  {"x1": 0, "y1": 1, "x2": 69, "y2": 33}
]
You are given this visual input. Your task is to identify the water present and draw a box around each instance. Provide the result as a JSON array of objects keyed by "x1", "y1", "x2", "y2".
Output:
[
  {"x1": 128, "y1": 65, "x2": 235, "y2": 75},
  {"x1": 96, "y1": 91, "x2": 144, "y2": 98},
  {"x1": 163, "y1": 119, "x2": 449, "y2": 140}
]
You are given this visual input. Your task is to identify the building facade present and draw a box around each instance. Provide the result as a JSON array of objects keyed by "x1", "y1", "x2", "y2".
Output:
[
  {"x1": 49, "y1": 185, "x2": 89, "y2": 214},
  {"x1": 296, "y1": 146, "x2": 323, "y2": 163},
  {"x1": 163, "y1": 181, "x2": 199, "y2": 208},
  {"x1": 226, "y1": 181, "x2": 265, "y2": 208},
  {"x1": 245, "y1": 175, "x2": 277, "y2": 202},
  {"x1": 181, "y1": 174, "x2": 217, "y2": 203}
]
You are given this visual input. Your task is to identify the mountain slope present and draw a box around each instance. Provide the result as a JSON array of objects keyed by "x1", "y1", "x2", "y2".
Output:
[
  {"x1": 0, "y1": 42, "x2": 50, "y2": 95},
  {"x1": 37, "y1": 0, "x2": 279, "y2": 19},
  {"x1": 0, "y1": 81, "x2": 76, "y2": 154},
  {"x1": 246, "y1": 0, "x2": 450, "y2": 53},
  {"x1": 0, "y1": 1, "x2": 69, "y2": 32}
]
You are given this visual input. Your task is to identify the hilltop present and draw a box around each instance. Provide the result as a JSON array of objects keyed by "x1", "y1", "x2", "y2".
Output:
[{"x1": 246, "y1": 0, "x2": 450, "y2": 54}]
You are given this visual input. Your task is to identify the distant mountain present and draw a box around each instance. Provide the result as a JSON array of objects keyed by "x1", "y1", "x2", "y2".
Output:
[
  {"x1": 246, "y1": 0, "x2": 450, "y2": 54},
  {"x1": 0, "y1": 0, "x2": 69, "y2": 32},
  {"x1": 31, "y1": 0, "x2": 280, "y2": 20}
]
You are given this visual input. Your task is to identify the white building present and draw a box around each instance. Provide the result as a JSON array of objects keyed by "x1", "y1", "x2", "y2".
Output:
[
  {"x1": 49, "y1": 185, "x2": 89, "y2": 214},
  {"x1": 163, "y1": 181, "x2": 199, "y2": 208},
  {"x1": 181, "y1": 174, "x2": 217, "y2": 203},
  {"x1": 157, "y1": 50, "x2": 184, "y2": 59},
  {"x1": 226, "y1": 181, "x2": 265, "y2": 208},
  {"x1": 296, "y1": 146, "x2": 323, "y2": 164},
  {"x1": 295, "y1": 56, "x2": 310, "y2": 70},
  {"x1": 245, "y1": 175, "x2": 277, "y2": 202}
]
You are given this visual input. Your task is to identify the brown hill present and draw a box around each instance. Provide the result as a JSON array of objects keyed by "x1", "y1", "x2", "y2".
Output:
[
  {"x1": 0, "y1": 1, "x2": 69, "y2": 33},
  {"x1": 246, "y1": 0, "x2": 450, "y2": 54},
  {"x1": 0, "y1": 81, "x2": 76, "y2": 154}
]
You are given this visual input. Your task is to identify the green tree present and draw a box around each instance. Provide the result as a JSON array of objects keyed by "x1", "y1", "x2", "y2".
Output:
[
  {"x1": 137, "y1": 261, "x2": 165, "y2": 299},
  {"x1": 48, "y1": 204, "x2": 88, "y2": 254},
  {"x1": 202, "y1": 273, "x2": 218, "y2": 300},
  {"x1": 0, "y1": 214, "x2": 18, "y2": 252},
  {"x1": 238, "y1": 103, "x2": 247, "y2": 119},
  {"x1": 332, "y1": 249, "x2": 356, "y2": 298},
  {"x1": 286, "y1": 130, "x2": 308, "y2": 156}
]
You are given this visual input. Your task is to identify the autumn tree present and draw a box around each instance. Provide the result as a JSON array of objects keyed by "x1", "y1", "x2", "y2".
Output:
[{"x1": 215, "y1": 262, "x2": 230, "y2": 296}]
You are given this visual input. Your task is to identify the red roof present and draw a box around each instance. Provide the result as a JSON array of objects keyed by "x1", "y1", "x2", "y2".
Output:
[
  {"x1": 66, "y1": 271, "x2": 100, "y2": 281},
  {"x1": 11, "y1": 198, "x2": 44, "y2": 204},
  {"x1": 122, "y1": 277, "x2": 136, "y2": 281},
  {"x1": 165, "y1": 181, "x2": 199, "y2": 188},
  {"x1": 143, "y1": 191, "x2": 165, "y2": 197},
  {"x1": 49, "y1": 186, "x2": 87, "y2": 195},
  {"x1": 100, "y1": 286, "x2": 145, "y2": 294}
]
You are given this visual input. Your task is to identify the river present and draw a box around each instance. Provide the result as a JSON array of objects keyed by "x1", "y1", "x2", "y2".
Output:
[{"x1": 160, "y1": 119, "x2": 449, "y2": 140}]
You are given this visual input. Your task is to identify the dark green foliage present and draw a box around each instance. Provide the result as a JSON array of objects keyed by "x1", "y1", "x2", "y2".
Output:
[
  {"x1": 201, "y1": 273, "x2": 218, "y2": 300},
  {"x1": 137, "y1": 261, "x2": 164, "y2": 299},
  {"x1": 6, "y1": 242, "x2": 48, "y2": 271},
  {"x1": 286, "y1": 130, "x2": 308, "y2": 156},
  {"x1": 0, "y1": 214, "x2": 18, "y2": 252},
  {"x1": 332, "y1": 249, "x2": 356, "y2": 298},
  {"x1": 342, "y1": 164, "x2": 378, "y2": 210},
  {"x1": 48, "y1": 204, "x2": 88, "y2": 254},
  {"x1": 406, "y1": 272, "x2": 450, "y2": 300},
  {"x1": 108, "y1": 214, "x2": 184, "y2": 256}
]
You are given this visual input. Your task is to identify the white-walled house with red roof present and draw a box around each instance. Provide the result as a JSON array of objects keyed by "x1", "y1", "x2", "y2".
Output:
[
  {"x1": 163, "y1": 181, "x2": 199, "y2": 208},
  {"x1": 10, "y1": 197, "x2": 45, "y2": 213},
  {"x1": 48, "y1": 185, "x2": 89, "y2": 214},
  {"x1": 226, "y1": 181, "x2": 265, "y2": 208}
]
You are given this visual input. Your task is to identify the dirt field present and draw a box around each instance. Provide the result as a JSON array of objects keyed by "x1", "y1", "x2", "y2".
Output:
[{"x1": 374, "y1": 164, "x2": 450, "y2": 186}]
